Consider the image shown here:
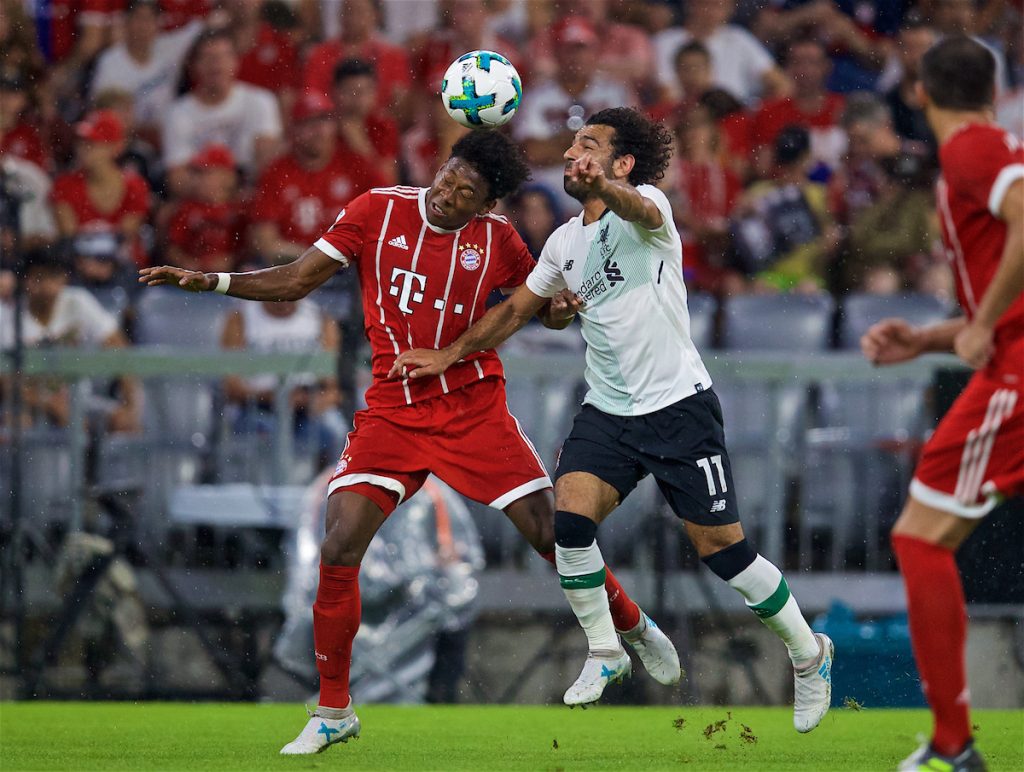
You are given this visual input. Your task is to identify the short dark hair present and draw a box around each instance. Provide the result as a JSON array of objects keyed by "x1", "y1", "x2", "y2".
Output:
[
  {"x1": 192, "y1": 27, "x2": 236, "y2": 56},
  {"x1": 449, "y1": 130, "x2": 531, "y2": 201},
  {"x1": 921, "y1": 36, "x2": 995, "y2": 111},
  {"x1": 774, "y1": 124, "x2": 810, "y2": 166},
  {"x1": 674, "y1": 40, "x2": 710, "y2": 69},
  {"x1": 586, "y1": 107, "x2": 673, "y2": 186},
  {"x1": 333, "y1": 58, "x2": 377, "y2": 86},
  {"x1": 24, "y1": 247, "x2": 70, "y2": 277}
]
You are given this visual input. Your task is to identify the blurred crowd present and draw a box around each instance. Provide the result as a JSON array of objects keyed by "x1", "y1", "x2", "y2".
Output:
[{"x1": 1, "y1": 0, "x2": 1023, "y2": 375}]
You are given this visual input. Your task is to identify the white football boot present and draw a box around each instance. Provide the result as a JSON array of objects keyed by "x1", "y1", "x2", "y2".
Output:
[
  {"x1": 620, "y1": 611, "x2": 682, "y2": 685},
  {"x1": 793, "y1": 632, "x2": 834, "y2": 733},
  {"x1": 563, "y1": 649, "x2": 632, "y2": 706},
  {"x1": 279, "y1": 703, "x2": 361, "y2": 755}
]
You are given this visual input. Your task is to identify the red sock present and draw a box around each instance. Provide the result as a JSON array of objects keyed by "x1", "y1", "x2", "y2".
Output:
[
  {"x1": 892, "y1": 534, "x2": 971, "y2": 756},
  {"x1": 540, "y1": 551, "x2": 641, "y2": 631},
  {"x1": 313, "y1": 563, "x2": 361, "y2": 709}
]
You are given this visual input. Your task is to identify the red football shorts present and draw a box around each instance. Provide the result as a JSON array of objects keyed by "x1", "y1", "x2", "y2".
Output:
[
  {"x1": 910, "y1": 371, "x2": 1023, "y2": 518},
  {"x1": 328, "y1": 377, "x2": 551, "y2": 514}
]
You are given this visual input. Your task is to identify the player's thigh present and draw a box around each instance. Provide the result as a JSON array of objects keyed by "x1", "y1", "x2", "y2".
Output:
[
  {"x1": 327, "y1": 408, "x2": 430, "y2": 511},
  {"x1": 554, "y1": 404, "x2": 646, "y2": 522},
  {"x1": 911, "y1": 376, "x2": 1023, "y2": 522},
  {"x1": 322, "y1": 490, "x2": 390, "y2": 566},
  {"x1": 427, "y1": 379, "x2": 552, "y2": 509},
  {"x1": 892, "y1": 495, "x2": 981, "y2": 551},
  {"x1": 638, "y1": 390, "x2": 742, "y2": 529}
]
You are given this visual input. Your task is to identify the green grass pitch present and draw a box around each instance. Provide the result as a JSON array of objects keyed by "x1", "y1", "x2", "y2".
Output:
[{"x1": 1, "y1": 703, "x2": 1022, "y2": 770}]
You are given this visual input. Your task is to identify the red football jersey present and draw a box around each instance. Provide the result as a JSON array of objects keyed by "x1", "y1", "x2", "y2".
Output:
[
  {"x1": 302, "y1": 38, "x2": 411, "y2": 111},
  {"x1": 1, "y1": 123, "x2": 48, "y2": 169},
  {"x1": 166, "y1": 199, "x2": 245, "y2": 270},
  {"x1": 237, "y1": 22, "x2": 299, "y2": 92},
  {"x1": 314, "y1": 186, "x2": 535, "y2": 409},
  {"x1": 50, "y1": 169, "x2": 151, "y2": 266},
  {"x1": 937, "y1": 123, "x2": 1024, "y2": 378},
  {"x1": 250, "y1": 148, "x2": 386, "y2": 247}
]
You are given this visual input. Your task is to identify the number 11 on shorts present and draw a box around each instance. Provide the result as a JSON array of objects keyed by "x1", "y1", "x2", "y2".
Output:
[{"x1": 697, "y1": 455, "x2": 728, "y2": 495}]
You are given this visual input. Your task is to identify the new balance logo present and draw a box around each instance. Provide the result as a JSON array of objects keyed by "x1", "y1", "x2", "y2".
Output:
[
  {"x1": 710, "y1": 499, "x2": 727, "y2": 513},
  {"x1": 387, "y1": 234, "x2": 409, "y2": 250},
  {"x1": 563, "y1": 259, "x2": 574, "y2": 270}
]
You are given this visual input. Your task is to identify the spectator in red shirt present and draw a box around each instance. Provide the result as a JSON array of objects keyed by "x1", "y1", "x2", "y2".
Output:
[
  {"x1": 224, "y1": 0, "x2": 299, "y2": 96},
  {"x1": 411, "y1": 0, "x2": 521, "y2": 110},
  {"x1": 332, "y1": 59, "x2": 399, "y2": 185},
  {"x1": 751, "y1": 39, "x2": 846, "y2": 177},
  {"x1": 669, "y1": 104, "x2": 743, "y2": 295},
  {"x1": 164, "y1": 144, "x2": 245, "y2": 273},
  {"x1": 302, "y1": 0, "x2": 412, "y2": 126},
  {"x1": 0, "y1": 69, "x2": 48, "y2": 169},
  {"x1": 51, "y1": 110, "x2": 151, "y2": 268},
  {"x1": 249, "y1": 90, "x2": 387, "y2": 264},
  {"x1": 526, "y1": 0, "x2": 655, "y2": 95},
  {"x1": 400, "y1": 98, "x2": 470, "y2": 187}
]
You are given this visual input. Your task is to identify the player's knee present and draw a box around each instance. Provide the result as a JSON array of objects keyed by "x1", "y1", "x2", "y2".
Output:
[
  {"x1": 701, "y1": 537, "x2": 757, "y2": 581},
  {"x1": 320, "y1": 522, "x2": 364, "y2": 566},
  {"x1": 554, "y1": 510, "x2": 598, "y2": 548}
]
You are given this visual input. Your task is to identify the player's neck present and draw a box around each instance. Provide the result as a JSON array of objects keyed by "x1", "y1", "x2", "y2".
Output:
[
  {"x1": 581, "y1": 200, "x2": 608, "y2": 225},
  {"x1": 929, "y1": 108, "x2": 992, "y2": 145}
]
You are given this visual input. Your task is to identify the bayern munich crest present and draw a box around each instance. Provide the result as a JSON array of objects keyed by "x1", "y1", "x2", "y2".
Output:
[
  {"x1": 334, "y1": 455, "x2": 350, "y2": 475},
  {"x1": 459, "y1": 243, "x2": 483, "y2": 271}
]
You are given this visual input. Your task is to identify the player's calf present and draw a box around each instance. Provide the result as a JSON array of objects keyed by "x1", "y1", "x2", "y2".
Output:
[{"x1": 701, "y1": 538, "x2": 832, "y2": 732}]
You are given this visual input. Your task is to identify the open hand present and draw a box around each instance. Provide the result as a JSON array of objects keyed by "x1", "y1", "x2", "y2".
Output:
[
  {"x1": 953, "y1": 321, "x2": 994, "y2": 370},
  {"x1": 860, "y1": 318, "x2": 925, "y2": 366},
  {"x1": 388, "y1": 348, "x2": 458, "y2": 380},
  {"x1": 138, "y1": 266, "x2": 213, "y2": 292}
]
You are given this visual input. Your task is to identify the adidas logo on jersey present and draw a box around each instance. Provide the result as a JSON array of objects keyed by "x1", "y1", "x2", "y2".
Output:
[{"x1": 388, "y1": 235, "x2": 409, "y2": 250}]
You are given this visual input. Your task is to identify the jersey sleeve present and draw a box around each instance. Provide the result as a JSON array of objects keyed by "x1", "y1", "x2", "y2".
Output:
[
  {"x1": 314, "y1": 192, "x2": 371, "y2": 265},
  {"x1": 525, "y1": 230, "x2": 568, "y2": 299},
  {"x1": 629, "y1": 185, "x2": 678, "y2": 249},
  {"x1": 491, "y1": 224, "x2": 536, "y2": 290},
  {"x1": 946, "y1": 130, "x2": 1024, "y2": 218}
]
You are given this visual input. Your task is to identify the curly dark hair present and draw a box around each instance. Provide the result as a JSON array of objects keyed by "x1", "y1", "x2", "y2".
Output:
[
  {"x1": 449, "y1": 130, "x2": 532, "y2": 201},
  {"x1": 586, "y1": 108, "x2": 674, "y2": 186}
]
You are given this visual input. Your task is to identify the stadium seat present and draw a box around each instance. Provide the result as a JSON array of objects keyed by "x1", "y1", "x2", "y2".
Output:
[
  {"x1": 716, "y1": 294, "x2": 835, "y2": 564},
  {"x1": 838, "y1": 292, "x2": 952, "y2": 350},
  {"x1": 686, "y1": 292, "x2": 716, "y2": 351},
  {"x1": 721, "y1": 293, "x2": 835, "y2": 351},
  {"x1": 134, "y1": 286, "x2": 235, "y2": 348},
  {"x1": 798, "y1": 294, "x2": 951, "y2": 569}
]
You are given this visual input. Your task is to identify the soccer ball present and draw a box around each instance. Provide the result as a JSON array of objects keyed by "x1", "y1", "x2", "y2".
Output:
[{"x1": 441, "y1": 50, "x2": 522, "y2": 129}]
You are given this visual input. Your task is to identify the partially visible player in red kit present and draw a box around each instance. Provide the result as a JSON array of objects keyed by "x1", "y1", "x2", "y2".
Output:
[
  {"x1": 861, "y1": 36, "x2": 1024, "y2": 772},
  {"x1": 139, "y1": 131, "x2": 673, "y2": 755}
]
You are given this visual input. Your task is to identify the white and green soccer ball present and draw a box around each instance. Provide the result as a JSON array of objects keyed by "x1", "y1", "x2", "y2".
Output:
[{"x1": 441, "y1": 50, "x2": 522, "y2": 129}]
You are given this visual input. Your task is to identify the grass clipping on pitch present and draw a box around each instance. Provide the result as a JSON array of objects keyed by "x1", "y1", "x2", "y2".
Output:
[{"x1": 1, "y1": 703, "x2": 1023, "y2": 770}]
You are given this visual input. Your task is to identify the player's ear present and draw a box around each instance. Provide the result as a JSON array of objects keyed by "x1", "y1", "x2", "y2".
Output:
[{"x1": 612, "y1": 154, "x2": 635, "y2": 181}]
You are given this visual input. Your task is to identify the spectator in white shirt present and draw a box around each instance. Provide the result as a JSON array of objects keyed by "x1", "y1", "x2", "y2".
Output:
[
  {"x1": 89, "y1": 0, "x2": 202, "y2": 143},
  {"x1": 162, "y1": 27, "x2": 283, "y2": 196},
  {"x1": 654, "y1": 0, "x2": 790, "y2": 106},
  {"x1": 513, "y1": 15, "x2": 636, "y2": 211},
  {"x1": 0, "y1": 251, "x2": 140, "y2": 432}
]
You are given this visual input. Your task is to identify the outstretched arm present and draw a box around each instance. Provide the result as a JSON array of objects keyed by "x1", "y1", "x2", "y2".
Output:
[
  {"x1": 389, "y1": 284, "x2": 549, "y2": 379},
  {"x1": 954, "y1": 180, "x2": 1024, "y2": 369},
  {"x1": 138, "y1": 246, "x2": 341, "y2": 301},
  {"x1": 569, "y1": 153, "x2": 663, "y2": 230}
]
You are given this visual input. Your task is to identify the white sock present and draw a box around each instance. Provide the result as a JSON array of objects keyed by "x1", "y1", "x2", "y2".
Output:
[
  {"x1": 556, "y1": 541, "x2": 620, "y2": 654},
  {"x1": 727, "y1": 554, "x2": 820, "y2": 664}
]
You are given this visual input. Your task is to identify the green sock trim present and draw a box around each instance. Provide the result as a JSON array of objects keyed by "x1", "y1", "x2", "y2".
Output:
[
  {"x1": 559, "y1": 567, "x2": 607, "y2": 590},
  {"x1": 749, "y1": 576, "x2": 791, "y2": 619}
]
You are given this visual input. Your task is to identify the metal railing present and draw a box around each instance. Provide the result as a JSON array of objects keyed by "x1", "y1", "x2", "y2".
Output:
[{"x1": 2, "y1": 347, "x2": 963, "y2": 571}]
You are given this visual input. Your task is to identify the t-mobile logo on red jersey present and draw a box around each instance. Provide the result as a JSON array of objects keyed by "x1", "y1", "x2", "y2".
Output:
[{"x1": 389, "y1": 267, "x2": 427, "y2": 314}]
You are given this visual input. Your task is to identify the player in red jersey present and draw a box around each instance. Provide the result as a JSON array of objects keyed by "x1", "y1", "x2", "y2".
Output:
[
  {"x1": 861, "y1": 37, "x2": 1023, "y2": 772},
  {"x1": 140, "y1": 130, "x2": 674, "y2": 755}
]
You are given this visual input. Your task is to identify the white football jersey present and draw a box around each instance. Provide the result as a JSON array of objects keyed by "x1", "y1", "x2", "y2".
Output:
[{"x1": 526, "y1": 185, "x2": 711, "y2": 417}]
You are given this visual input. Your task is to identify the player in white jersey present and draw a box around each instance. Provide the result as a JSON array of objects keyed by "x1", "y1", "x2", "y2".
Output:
[{"x1": 393, "y1": 108, "x2": 833, "y2": 731}]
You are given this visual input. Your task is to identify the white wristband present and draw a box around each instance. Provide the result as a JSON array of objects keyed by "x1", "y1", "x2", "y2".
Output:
[{"x1": 213, "y1": 273, "x2": 231, "y2": 294}]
